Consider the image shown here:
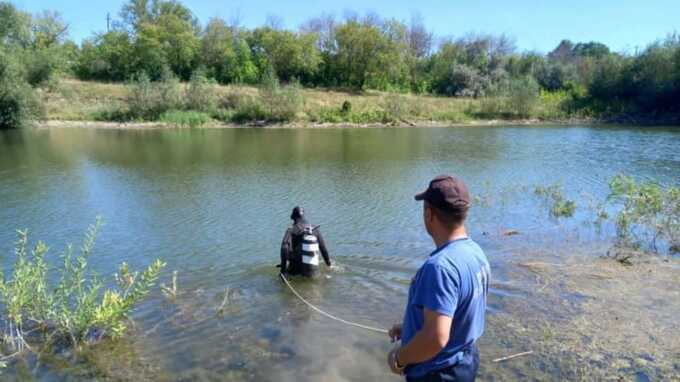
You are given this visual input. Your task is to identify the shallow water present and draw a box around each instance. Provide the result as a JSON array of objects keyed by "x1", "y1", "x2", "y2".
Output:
[{"x1": 0, "y1": 125, "x2": 678, "y2": 381}]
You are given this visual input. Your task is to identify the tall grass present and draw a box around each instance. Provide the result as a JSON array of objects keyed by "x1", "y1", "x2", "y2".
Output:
[{"x1": 159, "y1": 110, "x2": 210, "y2": 127}]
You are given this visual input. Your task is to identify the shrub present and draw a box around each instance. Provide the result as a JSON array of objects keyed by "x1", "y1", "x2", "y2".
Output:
[
  {"x1": 22, "y1": 48, "x2": 59, "y2": 87},
  {"x1": 0, "y1": 81, "x2": 43, "y2": 129},
  {"x1": 537, "y1": 90, "x2": 571, "y2": 120},
  {"x1": 535, "y1": 184, "x2": 577, "y2": 218},
  {"x1": 307, "y1": 106, "x2": 387, "y2": 124},
  {"x1": 0, "y1": 53, "x2": 43, "y2": 129},
  {"x1": 432, "y1": 63, "x2": 486, "y2": 97},
  {"x1": 230, "y1": 95, "x2": 268, "y2": 123},
  {"x1": 476, "y1": 96, "x2": 507, "y2": 119},
  {"x1": 259, "y1": 79, "x2": 304, "y2": 122},
  {"x1": 607, "y1": 175, "x2": 679, "y2": 253},
  {"x1": 341, "y1": 100, "x2": 352, "y2": 114},
  {"x1": 506, "y1": 76, "x2": 540, "y2": 118},
  {"x1": 346, "y1": 108, "x2": 387, "y2": 124},
  {"x1": 184, "y1": 71, "x2": 218, "y2": 112},
  {"x1": 383, "y1": 93, "x2": 408, "y2": 122},
  {"x1": 127, "y1": 70, "x2": 181, "y2": 120},
  {"x1": 91, "y1": 103, "x2": 132, "y2": 122},
  {"x1": 0, "y1": 219, "x2": 165, "y2": 352},
  {"x1": 308, "y1": 107, "x2": 345, "y2": 123},
  {"x1": 220, "y1": 89, "x2": 269, "y2": 123},
  {"x1": 224, "y1": 73, "x2": 307, "y2": 123},
  {"x1": 159, "y1": 110, "x2": 211, "y2": 127}
]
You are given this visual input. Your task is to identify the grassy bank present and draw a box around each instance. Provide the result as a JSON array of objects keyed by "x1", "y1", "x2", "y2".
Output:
[{"x1": 39, "y1": 78, "x2": 584, "y2": 128}]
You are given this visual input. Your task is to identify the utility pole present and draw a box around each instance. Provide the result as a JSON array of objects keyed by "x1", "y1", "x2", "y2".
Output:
[{"x1": 106, "y1": 13, "x2": 111, "y2": 32}]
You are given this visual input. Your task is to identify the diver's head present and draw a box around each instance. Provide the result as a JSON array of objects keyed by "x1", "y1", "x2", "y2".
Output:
[{"x1": 290, "y1": 206, "x2": 305, "y2": 221}]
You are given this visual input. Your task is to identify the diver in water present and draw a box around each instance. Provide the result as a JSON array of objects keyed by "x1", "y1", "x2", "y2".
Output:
[{"x1": 279, "y1": 206, "x2": 331, "y2": 278}]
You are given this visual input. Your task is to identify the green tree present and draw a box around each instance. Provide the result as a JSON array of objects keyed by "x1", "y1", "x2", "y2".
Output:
[
  {"x1": 0, "y1": 47, "x2": 43, "y2": 129},
  {"x1": 585, "y1": 55, "x2": 628, "y2": 112},
  {"x1": 120, "y1": 0, "x2": 198, "y2": 31},
  {"x1": 406, "y1": 13, "x2": 433, "y2": 92},
  {"x1": 130, "y1": 23, "x2": 167, "y2": 79},
  {"x1": 548, "y1": 40, "x2": 575, "y2": 62},
  {"x1": 248, "y1": 27, "x2": 321, "y2": 83},
  {"x1": 0, "y1": 4, "x2": 71, "y2": 86},
  {"x1": 534, "y1": 61, "x2": 578, "y2": 91},
  {"x1": 30, "y1": 10, "x2": 69, "y2": 49},
  {"x1": 572, "y1": 42, "x2": 611, "y2": 59},
  {"x1": 365, "y1": 18, "x2": 410, "y2": 90},
  {"x1": 627, "y1": 37, "x2": 680, "y2": 112},
  {"x1": 76, "y1": 31, "x2": 133, "y2": 81},
  {"x1": 333, "y1": 20, "x2": 386, "y2": 89},
  {"x1": 120, "y1": 0, "x2": 154, "y2": 30},
  {"x1": 117, "y1": 0, "x2": 199, "y2": 79},
  {"x1": 154, "y1": 11, "x2": 199, "y2": 79},
  {"x1": 200, "y1": 18, "x2": 257, "y2": 84},
  {"x1": 0, "y1": 2, "x2": 31, "y2": 47},
  {"x1": 506, "y1": 75, "x2": 540, "y2": 117}
]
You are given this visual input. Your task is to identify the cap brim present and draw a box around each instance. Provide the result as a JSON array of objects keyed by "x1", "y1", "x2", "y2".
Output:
[{"x1": 414, "y1": 191, "x2": 427, "y2": 201}]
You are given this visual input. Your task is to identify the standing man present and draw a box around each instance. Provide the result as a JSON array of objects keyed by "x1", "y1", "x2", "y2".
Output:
[
  {"x1": 387, "y1": 175, "x2": 490, "y2": 382},
  {"x1": 279, "y1": 206, "x2": 331, "y2": 278}
]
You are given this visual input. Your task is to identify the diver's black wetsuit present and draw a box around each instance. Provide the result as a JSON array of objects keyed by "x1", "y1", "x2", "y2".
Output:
[{"x1": 280, "y1": 217, "x2": 331, "y2": 277}]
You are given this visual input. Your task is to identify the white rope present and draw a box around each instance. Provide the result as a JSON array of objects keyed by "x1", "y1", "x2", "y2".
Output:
[{"x1": 280, "y1": 273, "x2": 389, "y2": 335}]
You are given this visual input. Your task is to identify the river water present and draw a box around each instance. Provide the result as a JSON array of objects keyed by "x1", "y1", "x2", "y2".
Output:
[{"x1": 0, "y1": 125, "x2": 678, "y2": 381}]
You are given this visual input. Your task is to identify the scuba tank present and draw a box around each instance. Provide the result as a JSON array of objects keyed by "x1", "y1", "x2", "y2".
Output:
[{"x1": 300, "y1": 226, "x2": 321, "y2": 267}]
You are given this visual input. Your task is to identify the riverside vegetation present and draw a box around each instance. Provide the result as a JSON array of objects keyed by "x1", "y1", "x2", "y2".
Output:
[
  {"x1": 0, "y1": 219, "x2": 165, "y2": 369},
  {"x1": 535, "y1": 176, "x2": 679, "y2": 261},
  {"x1": 2, "y1": 1, "x2": 680, "y2": 128},
  {"x1": 606, "y1": 175, "x2": 680, "y2": 262}
]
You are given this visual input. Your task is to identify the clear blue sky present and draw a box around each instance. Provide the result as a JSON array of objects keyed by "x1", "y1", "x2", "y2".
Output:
[{"x1": 15, "y1": 0, "x2": 680, "y2": 53}]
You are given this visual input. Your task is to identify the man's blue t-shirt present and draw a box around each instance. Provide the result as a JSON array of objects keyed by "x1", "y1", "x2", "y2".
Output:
[{"x1": 401, "y1": 237, "x2": 490, "y2": 378}]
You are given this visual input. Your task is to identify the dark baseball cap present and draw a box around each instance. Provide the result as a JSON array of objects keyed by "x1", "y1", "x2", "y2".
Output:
[{"x1": 415, "y1": 175, "x2": 471, "y2": 211}]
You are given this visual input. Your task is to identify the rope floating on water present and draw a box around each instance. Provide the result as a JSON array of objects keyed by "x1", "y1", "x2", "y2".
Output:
[{"x1": 280, "y1": 273, "x2": 389, "y2": 335}]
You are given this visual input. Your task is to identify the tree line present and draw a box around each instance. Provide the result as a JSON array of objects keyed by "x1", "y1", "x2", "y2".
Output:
[{"x1": 1, "y1": 0, "x2": 680, "y2": 129}]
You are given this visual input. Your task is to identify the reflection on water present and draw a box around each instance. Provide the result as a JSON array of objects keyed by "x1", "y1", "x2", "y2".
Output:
[{"x1": 0, "y1": 125, "x2": 678, "y2": 381}]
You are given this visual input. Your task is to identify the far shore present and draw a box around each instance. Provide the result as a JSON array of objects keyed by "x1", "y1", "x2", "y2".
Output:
[
  {"x1": 33, "y1": 119, "x2": 583, "y2": 130},
  {"x1": 32, "y1": 117, "x2": 679, "y2": 130},
  {"x1": 27, "y1": 80, "x2": 679, "y2": 132}
]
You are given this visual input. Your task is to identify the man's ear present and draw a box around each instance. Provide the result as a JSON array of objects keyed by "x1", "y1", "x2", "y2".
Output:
[{"x1": 424, "y1": 204, "x2": 433, "y2": 223}]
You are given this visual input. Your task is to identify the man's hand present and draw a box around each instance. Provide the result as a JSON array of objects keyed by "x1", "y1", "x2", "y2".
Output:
[
  {"x1": 393, "y1": 309, "x2": 452, "y2": 366},
  {"x1": 388, "y1": 323, "x2": 402, "y2": 343},
  {"x1": 387, "y1": 347, "x2": 405, "y2": 375}
]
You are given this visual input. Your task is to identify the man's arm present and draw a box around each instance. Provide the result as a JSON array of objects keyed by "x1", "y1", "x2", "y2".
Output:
[
  {"x1": 396, "y1": 309, "x2": 452, "y2": 365},
  {"x1": 388, "y1": 263, "x2": 458, "y2": 374},
  {"x1": 280, "y1": 229, "x2": 292, "y2": 273},
  {"x1": 315, "y1": 228, "x2": 331, "y2": 266}
]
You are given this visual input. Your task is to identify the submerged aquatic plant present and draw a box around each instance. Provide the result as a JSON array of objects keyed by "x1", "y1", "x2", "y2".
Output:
[
  {"x1": 161, "y1": 270, "x2": 179, "y2": 300},
  {"x1": 0, "y1": 218, "x2": 166, "y2": 354},
  {"x1": 607, "y1": 174, "x2": 680, "y2": 255},
  {"x1": 534, "y1": 184, "x2": 577, "y2": 218}
]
